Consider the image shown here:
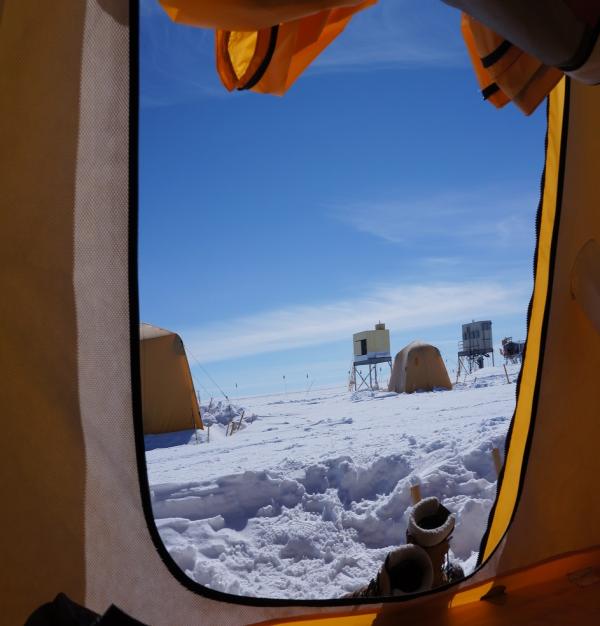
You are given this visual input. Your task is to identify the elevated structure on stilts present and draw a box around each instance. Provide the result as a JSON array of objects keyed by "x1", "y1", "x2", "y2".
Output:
[
  {"x1": 351, "y1": 322, "x2": 392, "y2": 391},
  {"x1": 458, "y1": 320, "x2": 494, "y2": 374}
]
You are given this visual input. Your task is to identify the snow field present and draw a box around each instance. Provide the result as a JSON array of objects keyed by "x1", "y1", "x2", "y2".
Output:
[{"x1": 145, "y1": 364, "x2": 518, "y2": 599}]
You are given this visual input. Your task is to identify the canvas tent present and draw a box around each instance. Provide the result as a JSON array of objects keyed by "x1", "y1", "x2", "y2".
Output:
[
  {"x1": 388, "y1": 342, "x2": 452, "y2": 394},
  {"x1": 139, "y1": 323, "x2": 203, "y2": 434},
  {"x1": 1, "y1": 1, "x2": 600, "y2": 625}
]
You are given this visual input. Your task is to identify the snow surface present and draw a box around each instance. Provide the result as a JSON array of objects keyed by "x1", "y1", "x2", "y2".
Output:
[{"x1": 145, "y1": 364, "x2": 519, "y2": 599}]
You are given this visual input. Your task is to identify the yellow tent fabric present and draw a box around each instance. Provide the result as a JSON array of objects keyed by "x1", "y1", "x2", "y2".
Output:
[
  {"x1": 2, "y1": 1, "x2": 600, "y2": 624},
  {"x1": 140, "y1": 323, "x2": 203, "y2": 435},
  {"x1": 480, "y1": 76, "x2": 600, "y2": 572},
  {"x1": 388, "y1": 342, "x2": 452, "y2": 394}
]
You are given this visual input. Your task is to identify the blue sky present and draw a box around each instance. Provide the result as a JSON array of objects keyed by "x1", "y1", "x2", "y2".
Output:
[{"x1": 139, "y1": 0, "x2": 547, "y2": 398}]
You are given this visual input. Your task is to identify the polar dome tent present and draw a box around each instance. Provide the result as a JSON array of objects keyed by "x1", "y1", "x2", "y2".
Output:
[
  {"x1": 388, "y1": 341, "x2": 452, "y2": 394},
  {"x1": 139, "y1": 323, "x2": 203, "y2": 435},
  {"x1": 2, "y1": 1, "x2": 600, "y2": 625}
]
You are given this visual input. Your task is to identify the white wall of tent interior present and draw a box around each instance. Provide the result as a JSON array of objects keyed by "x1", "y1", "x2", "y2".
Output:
[{"x1": 2, "y1": 1, "x2": 600, "y2": 625}]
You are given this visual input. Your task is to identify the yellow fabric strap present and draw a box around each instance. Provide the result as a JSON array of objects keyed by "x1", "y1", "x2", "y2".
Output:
[{"x1": 481, "y1": 78, "x2": 566, "y2": 561}]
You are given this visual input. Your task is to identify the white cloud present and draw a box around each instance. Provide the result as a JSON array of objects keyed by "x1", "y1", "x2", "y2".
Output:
[
  {"x1": 420, "y1": 256, "x2": 464, "y2": 267},
  {"x1": 331, "y1": 188, "x2": 537, "y2": 250},
  {"x1": 182, "y1": 280, "x2": 528, "y2": 364}
]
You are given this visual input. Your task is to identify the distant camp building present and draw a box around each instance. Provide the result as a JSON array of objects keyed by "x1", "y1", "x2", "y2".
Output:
[
  {"x1": 388, "y1": 341, "x2": 452, "y2": 394},
  {"x1": 351, "y1": 322, "x2": 392, "y2": 391},
  {"x1": 501, "y1": 336, "x2": 526, "y2": 364},
  {"x1": 458, "y1": 320, "x2": 494, "y2": 372},
  {"x1": 140, "y1": 323, "x2": 203, "y2": 435}
]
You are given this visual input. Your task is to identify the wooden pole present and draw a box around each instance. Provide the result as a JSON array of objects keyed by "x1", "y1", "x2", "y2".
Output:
[
  {"x1": 207, "y1": 424, "x2": 210, "y2": 443},
  {"x1": 235, "y1": 409, "x2": 245, "y2": 433},
  {"x1": 227, "y1": 404, "x2": 233, "y2": 434},
  {"x1": 410, "y1": 484, "x2": 422, "y2": 505},
  {"x1": 503, "y1": 364, "x2": 510, "y2": 384},
  {"x1": 191, "y1": 410, "x2": 199, "y2": 444},
  {"x1": 492, "y1": 447, "x2": 503, "y2": 477}
]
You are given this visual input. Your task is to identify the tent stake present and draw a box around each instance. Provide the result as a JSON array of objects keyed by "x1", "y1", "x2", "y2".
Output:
[
  {"x1": 492, "y1": 448, "x2": 503, "y2": 477},
  {"x1": 191, "y1": 410, "x2": 199, "y2": 444},
  {"x1": 410, "y1": 484, "x2": 422, "y2": 504},
  {"x1": 235, "y1": 409, "x2": 245, "y2": 433},
  {"x1": 226, "y1": 404, "x2": 234, "y2": 435}
]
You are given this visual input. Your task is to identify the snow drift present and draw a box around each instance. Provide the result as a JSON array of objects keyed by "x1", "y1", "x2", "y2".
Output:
[{"x1": 145, "y1": 365, "x2": 517, "y2": 599}]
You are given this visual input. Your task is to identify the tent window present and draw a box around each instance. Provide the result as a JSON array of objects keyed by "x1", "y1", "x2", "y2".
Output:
[{"x1": 140, "y1": 1, "x2": 541, "y2": 602}]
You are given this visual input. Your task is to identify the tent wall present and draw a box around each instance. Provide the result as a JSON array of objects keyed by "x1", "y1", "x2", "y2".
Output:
[
  {"x1": 482, "y1": 78, "x2": 600, "y2": 573},
  {"x1": 140, "y1": 330, "x2": 203, "y2": 434},
  {"x1": 388, "y1": 342, "x2": 452, "y2": 394},
  {"x1": 2, "y1": 1, "x2": 599, "y2": 625},
  {"x1": 1, "y1": 1, "x2": 88, "y2": 619},
  {"x1": 0, "y1": 1, "x2": 352, "y2": 623}
]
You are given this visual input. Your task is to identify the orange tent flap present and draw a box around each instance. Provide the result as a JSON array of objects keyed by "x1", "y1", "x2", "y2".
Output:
[
  {"x1": 234, "y1": 2, "x2": 376, "y2": 95},
  {"x1": 461, "y1": 14, "x2": 510, "y2": 109},
  {"x1": 282, "y1": 5, "x2": 376, "y2": 94},
  {"x1": 161, "y1": 0, "x2": 377, "y2": 95},
  {"x1": 461, "y1": 13, "x2": 563, "y2": 115},
  {"x1": 159, "y1": 0, "x2": 371, "y2": 31}
]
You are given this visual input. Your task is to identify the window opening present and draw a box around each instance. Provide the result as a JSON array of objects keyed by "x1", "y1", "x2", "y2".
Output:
[{"x1": 139, "y1": 0, "x2": 545, "y2": 601}]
